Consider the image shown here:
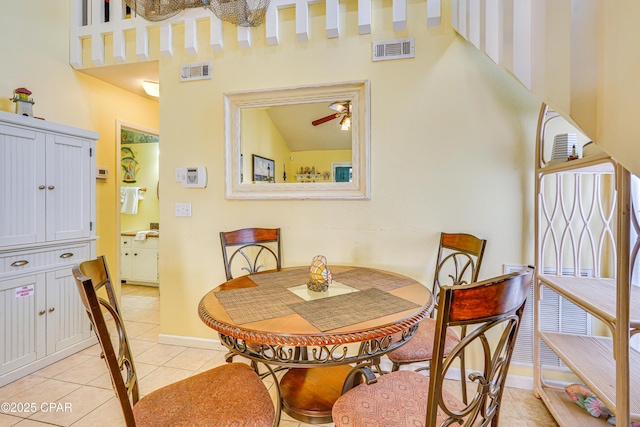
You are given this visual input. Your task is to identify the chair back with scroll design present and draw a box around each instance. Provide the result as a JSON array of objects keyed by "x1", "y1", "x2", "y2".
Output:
[
  {"x1": 74, "y1": 256, "x2": 279, "y2": 427},
  {"x1": 220, "y1": 228, "x2": 282, "y2": 280},
  {"x1": 332, "y1": 268, "x2": 533, "y2": 427},
  {"x1": 432, "y1": 232, "x2": 486, "y2": 392},
  {"x1": 386, "y1": 233, "x2": 486, "y2": 400},
  {"x1": 432, "y1": 232, "x2": 487, "y2": 304},
  {"x1": 72, "y1": 256, "x2": 139, "y2": 426},
  {"x1": 426, "y1": 268, "x2": 533, "y2": 426}
]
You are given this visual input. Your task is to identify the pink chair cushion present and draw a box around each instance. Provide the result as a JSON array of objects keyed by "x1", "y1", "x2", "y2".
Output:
[
  {"x1": 133, "y1": 363, "x2": 274, "y2": 427},
  {"x1": 332, "y1": 370, "x2": 466, "y2": 427},
  {"x1": 387, "y1": 318, "x2": 460, "y2": 364}
]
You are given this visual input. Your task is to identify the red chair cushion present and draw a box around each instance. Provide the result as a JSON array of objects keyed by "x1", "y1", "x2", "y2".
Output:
[
  {"x1": 332, "y1": 370, "x2": 465, "y2": 427},
  {"x1": 133, "y1": 362, "x2": 274, "y2": 427},
  {"x1": 387, "y1": 318, "x2": 460, "y2": 364}
]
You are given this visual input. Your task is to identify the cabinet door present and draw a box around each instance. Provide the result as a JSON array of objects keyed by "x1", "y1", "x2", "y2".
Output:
[
  {"x1": 0, "y1": 275, "x2": 46, "y2": 375},
  {"x1": 45, "y1": 269, "x2": 91, "y2": 355},
  {"x1": 45, "y1": 133, "x2": 93, "y2": 241},
  {"x1": 0, "y1": 124, "x2": 46, "y2": 246},
  {"x1": 121, "y1": 238, "x2": 132, "y2": 281},
  {"x1": 131, "y1": 249, "x2": 158, "y2": 282}
]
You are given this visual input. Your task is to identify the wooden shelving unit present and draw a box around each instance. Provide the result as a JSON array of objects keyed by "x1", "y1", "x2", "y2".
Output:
[
  {"x1": 538, "y1": 276, "x2": 640, "y2": 328},
  {"x1": 540, "y1": 387, "x2": 610, "y2": 426},
  {"x1": 534, "y1": 104, "x2": 639, "y2": 426}
]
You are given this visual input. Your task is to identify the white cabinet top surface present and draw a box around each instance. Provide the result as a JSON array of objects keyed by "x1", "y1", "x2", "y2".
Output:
[{"x1": 0, "y1": 110, "x2": 99, "y2": 140}]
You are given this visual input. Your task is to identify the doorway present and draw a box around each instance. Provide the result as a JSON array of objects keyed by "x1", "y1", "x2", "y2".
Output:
[{"x1": 116, "y1": 121, "x2": 160, "y2": 291}]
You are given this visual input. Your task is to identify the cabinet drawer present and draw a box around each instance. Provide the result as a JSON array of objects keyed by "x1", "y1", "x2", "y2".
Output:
[
  {"x1": 132, "y1": 238, "x2": 159, "y2": 250},
  {"x1": 0, "y1": 244, "x2": 91, "y2": 277}
]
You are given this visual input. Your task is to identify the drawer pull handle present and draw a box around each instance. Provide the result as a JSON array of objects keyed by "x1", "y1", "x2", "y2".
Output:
[
  {"x1": 39, "y1": 185, "x2": 45, "y2": 190},
  {"x1": 48, "y1": 185, "x2": 55, "y2": 190},
  {"x1": 48, "y1": 307, "x2": 55, "y2": 313},
  {"x1": 11, "y1": 260, "x2": 29, "y2": 267},
  {"x1": 39, "y1": 310, "x2": 46, "y2": 316},
  {"x1": 60, "y1": 253, "x2": 74, "y2": 259},
  {"x1": 134, "y1": 253, "x2": 138, "y2": 256}
]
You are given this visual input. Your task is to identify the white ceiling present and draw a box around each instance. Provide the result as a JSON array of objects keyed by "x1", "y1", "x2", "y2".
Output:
[
  {"x1": 265, "y1": 103, "x2": 352, "y2": 152},
  {"x1": 79, "y1": 63, "x2": 352, "y2": 152},
  {"x1": 78, "y1": 61, "x2": 160, "y2": 101}
]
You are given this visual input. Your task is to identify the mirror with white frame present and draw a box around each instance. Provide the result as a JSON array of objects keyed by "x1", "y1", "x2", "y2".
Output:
[{"x1": 224, "y1": 80, "x2": 370, "y2": 200}]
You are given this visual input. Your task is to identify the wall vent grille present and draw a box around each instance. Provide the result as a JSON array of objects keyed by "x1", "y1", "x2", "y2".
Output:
[
  {"x1": 504, "y1": 265, "x2": 593, "y2": 370},
  {"x1": 180, "y1": 62, "x2": 212, "y2": 82},
  {"x1": 372, "y1": 38, "x2": 415, "y2": 61}
]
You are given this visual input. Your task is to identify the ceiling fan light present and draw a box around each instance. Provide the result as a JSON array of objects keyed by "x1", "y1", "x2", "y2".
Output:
[
  {"x1": 340, "y1": 114, "x2": 351, "y2": 130},
  {"x1": 329, "y1": 101, "x2": 349, "y2": 113},
  {"x1": 142, "y1": 80, "x2": 160, "y2": 97}
]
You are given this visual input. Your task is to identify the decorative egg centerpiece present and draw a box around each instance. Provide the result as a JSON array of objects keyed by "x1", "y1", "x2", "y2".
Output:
[{"x1": 307, "y1": 255, "x2": 332, "y2": 292}]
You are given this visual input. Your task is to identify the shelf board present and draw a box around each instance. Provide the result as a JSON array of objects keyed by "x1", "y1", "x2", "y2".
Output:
[
  {"x1": 536, "y1": 153, "x2": 615, "y2": 175},
  {"x1": 538, "y1": 275, "x2": 640, "y2": 329},
  {"x1": 538, "y1": 332, "x2": 640, "y2": 420},
  {"x1": 538, "y1": 386, "x2": 610, "y2": 427}
]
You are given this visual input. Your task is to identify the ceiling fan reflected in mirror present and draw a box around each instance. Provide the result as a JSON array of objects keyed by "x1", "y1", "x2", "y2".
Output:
[{"x1": 311, "y1": 101, "x2": 352, "y2": 130}]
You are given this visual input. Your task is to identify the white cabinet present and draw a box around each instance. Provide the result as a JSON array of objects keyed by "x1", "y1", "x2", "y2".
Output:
[
  {"x1": 45, "y1": 132, "x2": 94, "y2": 242},
  {"x1": 0, "y1": 268, "x2": 92, "y2": 378},
  {"x1": 533, "y1": 104, "x2": 637, "y2": 426},
  {"x1": 121, "y1": 236, "x2": 159, "y2": 285},
  {"x1": 121, "y1": 238, "x2": 133, "y2": 281},
  {"x1": 0, "y1": 275, "x2": 44, "y2": 376},
  {"x1": 0, "y1": 111, "x2": 97, "y2": 387},
  {"x1": 0, "y1": 122, "x2": 45, "y2": 247},
  {"x1": 0, "y1": 116, "x2": 94, "y2": 248},
  {"x1": 45, "y1": 268, "x2": 93, "y2": 354}
]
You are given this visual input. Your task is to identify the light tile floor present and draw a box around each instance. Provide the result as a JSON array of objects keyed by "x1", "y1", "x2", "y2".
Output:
[{"x1": 0, "y1": 284, "x2": 558, "y2": 427}]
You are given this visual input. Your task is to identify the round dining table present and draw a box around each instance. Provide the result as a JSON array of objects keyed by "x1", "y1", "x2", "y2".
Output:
[{"x1": 198, "y1": 265, "x2": 434, "y2": 424}]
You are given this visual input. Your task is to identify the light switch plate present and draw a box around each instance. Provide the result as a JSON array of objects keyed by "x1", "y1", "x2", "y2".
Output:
[
  {"x1": 175, "y1": 168, "x2": 185, "y2": 182},
  {"x1": 175, "y1": 203, "x2": 192, "y2": 217}
]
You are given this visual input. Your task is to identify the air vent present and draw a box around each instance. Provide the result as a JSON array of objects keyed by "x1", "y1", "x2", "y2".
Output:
[
  {"x1": 504, "y1": 264, "x2": 593, "y2": 370},
  {"x1": 180, "y1": 61, "x2": 212, "y2": 82},
  {"x1": 372, "y1": 38, "x2": 415, "y2": 61}
]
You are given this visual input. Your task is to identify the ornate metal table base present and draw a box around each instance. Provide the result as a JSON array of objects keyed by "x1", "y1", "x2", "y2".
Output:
[
  {"x1": 280, "y1": 365, "x2": 353, "y2": 424},
  {"x1": 218, "y1": 328, "x2": 417, "y2": 423}
]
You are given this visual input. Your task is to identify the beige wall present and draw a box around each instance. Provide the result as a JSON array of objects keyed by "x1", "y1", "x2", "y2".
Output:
[
  {"x1": 241, "y1": 108, "x2": 289, "y2": 183},
  {"x1": 0, "y1": 1, "x2": 159, "y2": 281},
  {"x1": 2, "y1": 1, "x2": 540, "y2": 351},
  {"x1": 155, "y1": 4, "x2": 540, "y2": 340},
  {"x1": 590, "y1": 1, "x2": 640, "y2": 176}
]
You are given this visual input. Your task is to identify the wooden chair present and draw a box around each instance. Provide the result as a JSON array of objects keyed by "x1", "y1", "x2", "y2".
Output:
[
  {"x1": 333, "y1": 268, "x2": 534, "y2": 427},
  {"x1": 387, "y1": 232, "x2": 486, "y2": 402},
  {"x1": 72, "y1": 256, "x2": 280, "y2": 427},
  {"x1": 220, "y1": 227, "x2": 282, "y2": 280}
]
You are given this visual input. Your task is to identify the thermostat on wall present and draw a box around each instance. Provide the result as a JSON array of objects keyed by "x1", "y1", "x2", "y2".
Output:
[
  {"x1": 182, "y1": 166, "x2": 207, "y2": 188},
  {"x1": 96, "y1": 166, "x2": 109, "y2": 180}
]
